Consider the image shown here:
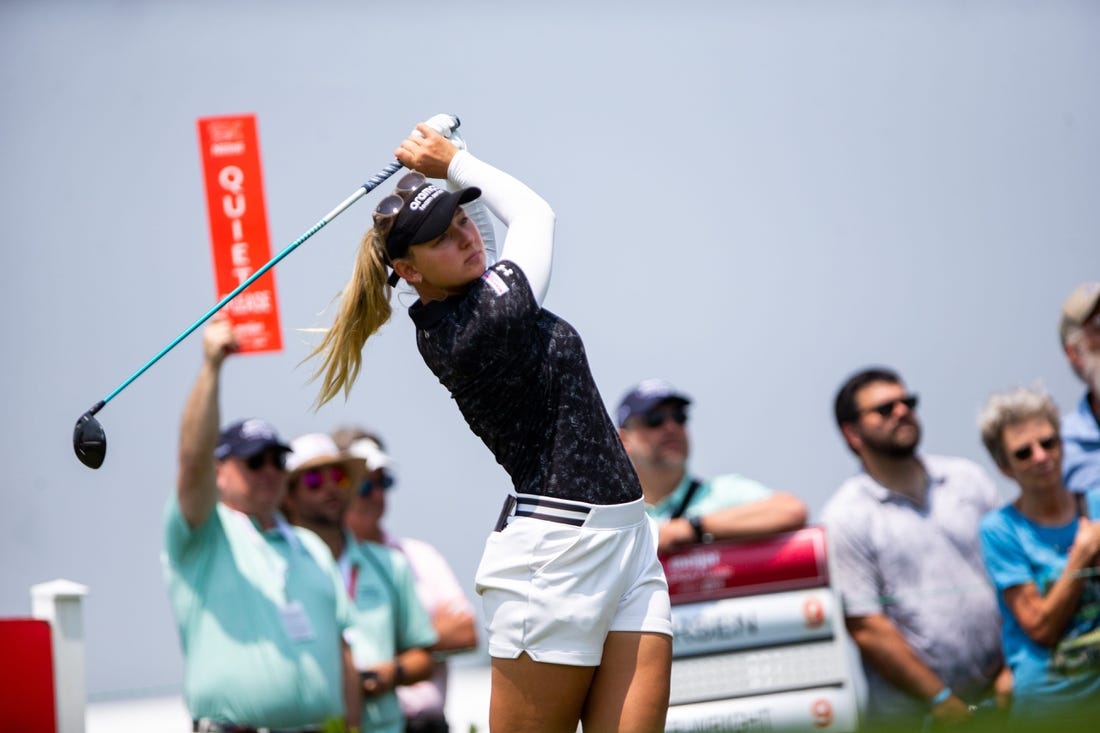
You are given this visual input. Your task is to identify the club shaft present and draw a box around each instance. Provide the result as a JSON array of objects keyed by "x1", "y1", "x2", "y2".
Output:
[{"x1": 99, "y1": 159, "x2": 405, "y2": 407}]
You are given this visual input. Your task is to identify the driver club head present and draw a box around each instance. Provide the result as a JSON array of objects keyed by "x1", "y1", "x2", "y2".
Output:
[{"x1": 74, "y1": 409, "x2": 107, "y2": 469}]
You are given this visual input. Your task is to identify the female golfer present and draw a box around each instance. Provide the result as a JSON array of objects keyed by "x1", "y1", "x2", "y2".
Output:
[{"x1": 310, "y1": 122, "x2": 672, "y2": 732}]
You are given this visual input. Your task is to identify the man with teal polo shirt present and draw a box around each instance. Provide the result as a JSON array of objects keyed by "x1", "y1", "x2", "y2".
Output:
[
  {"x1": 163, "y1": 317, "x2": 359, "y2": 733},
  {"x1": 282, "y1": 432, "x2": 437, "y2": 733},
  {"x1": 616, "y1": 378, "x2": 807, "y2": 555}
]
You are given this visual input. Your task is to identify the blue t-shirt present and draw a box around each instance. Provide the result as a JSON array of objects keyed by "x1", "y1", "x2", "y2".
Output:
[{"x1": 979, "y1": 504, "x2": 1100, "y2": 716}]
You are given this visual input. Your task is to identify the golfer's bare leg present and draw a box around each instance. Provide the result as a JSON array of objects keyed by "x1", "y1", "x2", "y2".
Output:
[
  {"x1": 581, "y1": 631, "x2": 672, "y2": 733},
  {"x1": 490, "y1": 653, "x2": 596, "y2": 733}
]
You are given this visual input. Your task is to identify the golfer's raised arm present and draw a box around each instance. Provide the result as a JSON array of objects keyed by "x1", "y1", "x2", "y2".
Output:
[{"x1": 448, "y1": 149, "x2": 555, "y2": 304}]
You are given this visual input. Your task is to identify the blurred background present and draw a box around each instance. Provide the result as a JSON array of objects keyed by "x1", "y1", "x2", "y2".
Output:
[{"x1": 1, "y1": 0, "x2": 1097, "y2": 702}]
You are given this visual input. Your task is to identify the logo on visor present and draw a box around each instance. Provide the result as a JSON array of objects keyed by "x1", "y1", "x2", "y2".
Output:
[{"x1": 408, "y1": 185, "x2": 445, "y2": 212}]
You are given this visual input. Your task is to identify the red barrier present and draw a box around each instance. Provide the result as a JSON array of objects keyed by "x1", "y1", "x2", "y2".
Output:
[
  {"x1": 0, "y1": 618, "x2": 57, "y2": 733},
  {"x1": 661, "y1": 526, "x2": 830, "y2": 605}
]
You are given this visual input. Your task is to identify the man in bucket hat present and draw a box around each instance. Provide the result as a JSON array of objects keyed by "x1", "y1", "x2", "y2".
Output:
[{"x1": 333, "y1": 427, "x2": 478, "y2": 733}]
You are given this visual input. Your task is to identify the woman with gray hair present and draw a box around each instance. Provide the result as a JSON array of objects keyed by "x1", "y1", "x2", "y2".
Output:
[{"x1": 977, "y1": 385, "x2": 1100, "y2": 720}]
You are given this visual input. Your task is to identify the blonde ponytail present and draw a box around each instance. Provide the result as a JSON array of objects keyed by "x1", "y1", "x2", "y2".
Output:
[{"x1": 308, "y1": 227, "x2": 394, "y2": 407}]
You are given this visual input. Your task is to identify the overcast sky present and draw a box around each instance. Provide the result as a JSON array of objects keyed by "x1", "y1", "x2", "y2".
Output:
[{"x1": 2, "y1": 0, "x2": 1097, "y2": 699}]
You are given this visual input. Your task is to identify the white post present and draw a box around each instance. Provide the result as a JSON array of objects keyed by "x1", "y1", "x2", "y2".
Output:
[{"x1": 31, "y1": 579, "x2": 90, "y2": 733}]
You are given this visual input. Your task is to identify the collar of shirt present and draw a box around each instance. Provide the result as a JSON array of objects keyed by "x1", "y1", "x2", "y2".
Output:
[
  {"x1": 647, "y1": 473, "x2": 696, "y2": 512},
  {"x1": 1063, "y1": 391, "x2": 1100, "y2": 442},
  {"x1": 222, "y1": 503, "x2": 302, "y2": 553},
  {"x1": 271, "y1": 513, "x2": 303, "y2": 551},
  {"x1": 408, "y1": 293, "x2": 463, "y2": 329},
  {"x1": 857, "y1": 455, "x2": 947, "y2": 505}
]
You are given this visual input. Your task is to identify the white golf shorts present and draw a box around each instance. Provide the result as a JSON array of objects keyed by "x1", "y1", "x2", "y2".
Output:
[{"x1": 474, "y1": 493, "x2": 672, "y2": 666}]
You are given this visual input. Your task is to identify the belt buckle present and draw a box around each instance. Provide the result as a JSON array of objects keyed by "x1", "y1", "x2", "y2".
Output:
[{"x1": 493, "y1": 495, "x2": 517, "y2": 532}]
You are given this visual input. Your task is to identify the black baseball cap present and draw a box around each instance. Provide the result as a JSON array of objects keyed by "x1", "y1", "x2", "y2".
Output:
[
  {"x1": 214, "y1": 418, "x2": 292, "y2": 460},
  {"x1": 385, "y1": 183, "x2": 482, "y2": 262},
  {"x1": 616, "y1": 379, "x2": 692, "y2": 427}
]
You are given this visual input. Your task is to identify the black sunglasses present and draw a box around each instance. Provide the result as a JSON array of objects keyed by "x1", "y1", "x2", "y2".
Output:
[
  {"x1": 358, "y1": 470, "x2": 395, "y2": 496},
  {"x1": 860, "y1": 394, "x2": 919, "y2": 419},
  {"x1": 1011, "y1": 435, "x2": 1060, "y2": 462},
  {"x1": 639, "y1": 405, "x2": 689, "y2": 429},
  {"x1": 244, "y1": 448, "x2": 287, "y2": 471}
]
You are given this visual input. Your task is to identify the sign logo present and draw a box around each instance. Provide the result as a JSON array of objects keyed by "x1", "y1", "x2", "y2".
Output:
[
  {"x1": 811, "y1": 698, "x2": 833, "y2": 728},
  {"x1": 802, "y1": 596, "x2": 826, "y2": 629}
]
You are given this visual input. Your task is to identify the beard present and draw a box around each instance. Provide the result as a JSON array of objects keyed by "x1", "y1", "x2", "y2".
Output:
[
  {"x1": 861, "y1": 420, "x2": 922, "y2": 458},
  {"x1": 1080, "y1": 345, "x2": 1100, "y2": 395}
]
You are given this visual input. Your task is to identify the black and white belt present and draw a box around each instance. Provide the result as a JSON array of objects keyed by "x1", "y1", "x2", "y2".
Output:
[{"x1": 494, "y1": 495, "x2": 592, "y2": 531}]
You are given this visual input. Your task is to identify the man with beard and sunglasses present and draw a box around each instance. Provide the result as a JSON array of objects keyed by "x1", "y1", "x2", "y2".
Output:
[
  {"x1": 332, "y1": 426, "x2": 477, "y2": 733},
  {"x1": 282, "y1": 432, "x2": 437, "y2": 733},
  {"x1": 164, "y1": 317, "x2": 360, "y2": 732},
  {"x1": 1059, "y1": 281, "x2": 1100, "y2": 497},
  {"x1": 616, "y1": 378, "x2": 807, "y2": 556},
  {"x1": 821, "y1": 367, "x2": 1009, "y2": 728}
]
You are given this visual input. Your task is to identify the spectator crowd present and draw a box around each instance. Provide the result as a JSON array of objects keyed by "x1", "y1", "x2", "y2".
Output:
[{"x1": 162, "y1": 279, "x2": 1100, "y2": 732}]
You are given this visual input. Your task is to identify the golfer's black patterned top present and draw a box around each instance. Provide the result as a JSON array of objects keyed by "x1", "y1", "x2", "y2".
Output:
[{"x1": 409, "y1": 260, "x2": 641, "y2": 506}]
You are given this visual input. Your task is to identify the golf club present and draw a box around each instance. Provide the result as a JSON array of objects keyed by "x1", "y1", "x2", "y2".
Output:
[{"x1": 73, "y1": 116, "x2": 460, "y2": 469}]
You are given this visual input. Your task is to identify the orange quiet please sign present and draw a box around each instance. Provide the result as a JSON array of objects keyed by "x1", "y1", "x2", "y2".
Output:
[{"x1": 197, "y1": 113, "x2": 283, "y2": 353}]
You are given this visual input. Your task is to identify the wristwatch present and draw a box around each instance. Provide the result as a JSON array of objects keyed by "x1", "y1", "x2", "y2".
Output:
[
  {"x1": 393, "y1": 660, "x2": 406, "y2": 687},
  {"x1": 688, "y1": 516, "x2": 714, "y2": 544}
]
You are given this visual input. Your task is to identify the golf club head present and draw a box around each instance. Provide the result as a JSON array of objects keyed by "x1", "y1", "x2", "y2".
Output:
[{"x1": 74, "y1": 408, "x2": 107, "y2": 469}]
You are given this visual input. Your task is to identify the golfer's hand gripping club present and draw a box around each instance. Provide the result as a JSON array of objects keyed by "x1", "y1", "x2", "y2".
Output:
[{"x1": 72, "y1": 115, "x2": 461, "y2": 469}]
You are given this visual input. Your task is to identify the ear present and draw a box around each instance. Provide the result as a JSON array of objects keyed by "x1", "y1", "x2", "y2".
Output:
[
  {"x1": 618, "y1": 427, "x2": 632, "y2": 450},
  {"x1": 393, "y1": 258, "x2": 422, "y2": 284},
  {"x1": 839, "y1": 422, "x2": 863, "y2": 453},
  {"x1": 996, "y1": 461, "x2": 1015, "y2": 480},
  {"x1": 1064, "y1": 339, "x2": 1087, "y2": 379}
]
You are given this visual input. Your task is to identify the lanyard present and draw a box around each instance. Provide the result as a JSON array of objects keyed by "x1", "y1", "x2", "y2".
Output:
[
  {"x1": 347, "y1": 561, "x2": 359, "y2": 599},
  {"x1": 338, "y1": 543, "x2": 359, "y2": 599}
]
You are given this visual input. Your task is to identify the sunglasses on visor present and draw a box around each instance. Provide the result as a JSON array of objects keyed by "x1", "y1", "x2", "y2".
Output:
[{"x1": 373, "y1": 171, "x2": 428, "y2": 238}]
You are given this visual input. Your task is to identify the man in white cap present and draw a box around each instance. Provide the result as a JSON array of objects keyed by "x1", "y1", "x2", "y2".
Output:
[
  {"x1": 334, "y1": 427, "x2": 479, "y2": 733},
  {"x1": 283, "y1": 432, "x2": 437, "y2": 733},
  {"x1": 615, "y1": 378, "x2": 807, "y2": 555},
  {"x1": 1059, "y1": 281, "x2": 1100, "y2": 495}
]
